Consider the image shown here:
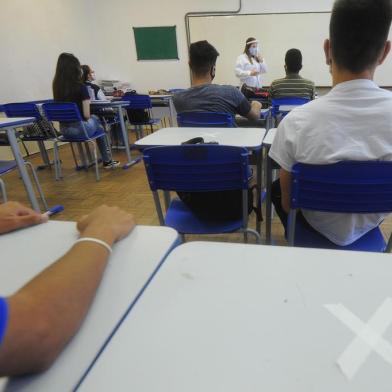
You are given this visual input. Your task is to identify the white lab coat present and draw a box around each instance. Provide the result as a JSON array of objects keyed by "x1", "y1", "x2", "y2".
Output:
[{"x1": 235, "y1": 53, "x2": 268, "y2": 88}]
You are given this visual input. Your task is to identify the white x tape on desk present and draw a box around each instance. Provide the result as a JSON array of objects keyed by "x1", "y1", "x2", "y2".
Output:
[{"x1": 325, "y1": 298, "x2": 392, "y2": 380}]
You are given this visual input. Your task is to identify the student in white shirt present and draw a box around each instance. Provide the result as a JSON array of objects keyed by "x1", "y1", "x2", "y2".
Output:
[
  {"x1": 269, "y1": 0, "x2": 392, "y2": 246},
  {"x1": 235, "y1": 37, "x2": 267, "y2": 88}
]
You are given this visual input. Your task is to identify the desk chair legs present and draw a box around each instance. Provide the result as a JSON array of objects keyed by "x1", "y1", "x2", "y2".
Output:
[
  {"x1": 287, "y1": 210, "x2": 297, "y2": 246},
  {"x1": 0, "y1": 178, "x2": 7, "y2": 203},
  {"x1": 153, "y1": 191, "x2": 165, "y2": 225},
  {"x1": 25, "y1": 161, "x2": 49, "y2": 211},
  {"x1": 386, "y1": 233, "x2": 392, "y2": 253}
]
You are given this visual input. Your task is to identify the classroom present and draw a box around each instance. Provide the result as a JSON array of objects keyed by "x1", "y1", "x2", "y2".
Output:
[{"x1": 1, "y1": 0, "x2": 392, "y2": 390}]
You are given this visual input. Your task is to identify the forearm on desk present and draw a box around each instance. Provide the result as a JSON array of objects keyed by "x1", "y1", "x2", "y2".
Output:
[{"x1": 0, "y1": 239, "x2": 112, "y2": 376}]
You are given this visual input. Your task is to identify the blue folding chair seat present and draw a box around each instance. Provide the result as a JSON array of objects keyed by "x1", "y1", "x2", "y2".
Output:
[
  {"x1": 177, "y1": 111, "x2": 235, "y2": 128},
  {"x1": 143, "y1": 145, "x2": 260, "y2": 243},
  {"x1": 287, "y1": 161, "x2": 392, "y2": 252},
  {"x1": 42, "y1": 102, "x2": 107, "y2": 181},
  {"x1": 122, "y1": 94, "x2": 162, "y2": 139}
]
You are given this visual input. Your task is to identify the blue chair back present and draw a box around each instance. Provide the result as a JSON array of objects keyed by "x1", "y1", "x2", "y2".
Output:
[
  {"x1": 4, "y1": 102, "x2": 42, "y2": 119},
  {"x1": 42, "y1": 102, "x2": 83, "y2": 123},
  {"x1": 143, "y1": 145, "x2": 249, "y2": 192},
  {"x1": 290, "y1": 161, "x2": 392, "y2": 213},
  {"x1": 121, "y1": 94, "x2": 152, "y2": 109},
  {"x1": 177, "y1": 111, "x2": 235, "y2": 128},
  {"x1": 271, "y1": 97, "x2": 310, "y2": 117}
]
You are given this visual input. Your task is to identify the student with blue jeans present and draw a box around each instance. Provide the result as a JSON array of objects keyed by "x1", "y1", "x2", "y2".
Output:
[{"x1": 53, "y1": 53, "x2": 120, "y2": 168}]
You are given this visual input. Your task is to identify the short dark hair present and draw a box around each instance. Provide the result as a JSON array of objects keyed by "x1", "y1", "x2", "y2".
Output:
[
  {"x1": 330, "y1": 0, "x2": 392, "y2": 73},
  {"x1": 285, "y1": 49, "x2": 302, "y2": 73},
  {"x1": 189, "y1": 40, "x2": 219, "y2": 76}
]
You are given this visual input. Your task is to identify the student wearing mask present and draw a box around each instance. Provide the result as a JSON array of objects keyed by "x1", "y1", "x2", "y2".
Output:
[
  {"x1": 53, "y1": 53, "x2": 120, "y2": 169},
  {"x1": 235, "y1": 37, "x2": 268, "y2": 88}
]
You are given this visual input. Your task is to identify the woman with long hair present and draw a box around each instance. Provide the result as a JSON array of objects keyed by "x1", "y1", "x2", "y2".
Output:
[
  {"x1": 235, "y1": 37, "x2": 267, "y2": 88},
  {"x1": 53, "y1": 53, "x2": 119, "y2": 168}
]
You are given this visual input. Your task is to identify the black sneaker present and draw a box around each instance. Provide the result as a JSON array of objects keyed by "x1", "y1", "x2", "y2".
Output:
[{"x1": 103, "y1": 160, "x2": 121, "y2": 169}]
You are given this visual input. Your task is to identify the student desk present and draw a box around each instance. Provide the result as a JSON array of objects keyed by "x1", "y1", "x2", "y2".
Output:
[
  {"x1": 135, "y1": 127, "x2": 266, "y2": 233},
  {"x1": 149, "y1": 94, "x2": 176, "y2": 127},
  {"x1": 90, "y1": 100, "x2": 140, "y2": 168},
  {"x1": 77, "y1": 241, "x2": 392, "y2": 392},
  {"x1": 263, "y1": 127, "x2": 278, "y2": 244},
  {"x1": 0, "y1": 117, "x2": 41, "y2": 211},
  {"x1": 0, "y1": 221, "x2": 178, "y2": 392}
]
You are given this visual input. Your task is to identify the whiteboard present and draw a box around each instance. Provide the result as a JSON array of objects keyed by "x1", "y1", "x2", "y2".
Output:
[{"x1": 189, "y1": 12, "x2": 392, "y2": 87}]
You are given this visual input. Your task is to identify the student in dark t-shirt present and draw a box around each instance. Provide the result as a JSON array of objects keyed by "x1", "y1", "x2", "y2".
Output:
[
  {"x1": 173, "y1": 41, "x2": 261, "y2": 120},
  {"x1": 53, "y1": 53, "x2": 120, "y2": 168},
  {"x1": 173, "y1": 41, "x2": 262, "y2": 221}
]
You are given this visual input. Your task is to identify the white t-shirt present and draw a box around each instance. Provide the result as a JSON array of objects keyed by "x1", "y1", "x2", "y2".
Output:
[
  {"x1": 235, "y1": 53, "x2": 268, "y2": 88},
  {"x1": 269, "y1": 79, "x2": 392, "y2": 246}
]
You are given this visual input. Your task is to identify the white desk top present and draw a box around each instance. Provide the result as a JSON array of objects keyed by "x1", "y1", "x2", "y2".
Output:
[
  {"x1": 0, "y1": 221, "x2": 178, "y2": 392},
  {"x1": 149, "y1": 94, "x2": 173, "y2": 99},
  {"x1": 78, "y1": 242, "x2": 392, "y2": 392},
  {"x1": 263, "y1": 127, "x2": 277, "y2": 146},
  {"x1": 0, "y1": 117, "x2": 35, "y2": 128},
  {"x1": 90, "y1": 100, "x2": 128, "y2": 106},
  {"x1": 135, "y1": 127, "x2": 266, "y2": 150}
]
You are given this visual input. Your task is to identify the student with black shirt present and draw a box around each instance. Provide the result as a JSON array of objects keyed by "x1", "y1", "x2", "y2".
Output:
[{"x1": 53, "y1": 53, "x2": 120, "y2": 169}]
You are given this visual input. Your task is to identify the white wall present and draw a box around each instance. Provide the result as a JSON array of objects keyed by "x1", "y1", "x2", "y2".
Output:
[{"x1": 0, "y1": 0, "x2": 335, "y2": 104}]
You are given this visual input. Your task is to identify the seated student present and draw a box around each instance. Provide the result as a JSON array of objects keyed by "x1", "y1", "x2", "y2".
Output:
[
  {"x1": 269, "y1": 49, "x2": 316, "y2": 100},
  {"x1": 173, "y1": 40, "x2": 262, "y2": 121},
  {"x1": 269, "y1": 0, "x2": 392, "y2": 246},
  {"x1": 81, "y1": 65, "x2": 106, "y2": 101},
  {"x1": 0, "y1": 201, "x2": 135, "y2": 376},
  {"x1": 53, "y1": 53, "x2": 120, "y2": 169}
]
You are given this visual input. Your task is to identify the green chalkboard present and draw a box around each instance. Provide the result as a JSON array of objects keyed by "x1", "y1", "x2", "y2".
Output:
[{"x1": 133, "y1": 26, "x2": 178, "y2": 60}]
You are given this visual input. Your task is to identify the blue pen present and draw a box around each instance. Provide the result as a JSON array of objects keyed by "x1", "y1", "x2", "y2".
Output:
[{"x1": 42, "y1": 205, "x2": 64, "y2": 217}]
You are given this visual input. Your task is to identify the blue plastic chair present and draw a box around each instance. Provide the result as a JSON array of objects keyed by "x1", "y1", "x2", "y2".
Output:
[
  {"x1": 0, "y1": 160, "x2": 48, "y2": 209},
  {"x1": 143, "y1": 145, "x2": 260, "y2": 243},
  {"x1": 177, "y1": 111, "x2": 235, "y2": 128},
  {"x1": 270, "y1": 97, "x2": 310, "y2": 126},
  {"x1": 122, "y1": 94, "x2": 162, "y2": 139},
  {"x1": 42, "y1": 102, "x2": 106, "y2": 181},
  {"x1": 287, "y1": 161, "x2": 392, "y2": 252}
]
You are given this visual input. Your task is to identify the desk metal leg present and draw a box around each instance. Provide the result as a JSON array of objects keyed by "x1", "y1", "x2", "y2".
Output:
[
  {"x1": 256, "y1": 149, "x2": 263, "y2": 234},
  {"x1": 168, "y1": 98, "x2": 175, "y2": 127},
  {"x1": 163, "y1": 191, "x2": 171, "y2": 211},
  {"x1": 117, "y1": 107, "x2": 140, "y2": 169},
  {"x1": 37, "y1": 140, "x2": 51, "y2": 169},
  {"x1": 265, "y1": 152, "x2": 272, "y2": 245},
  {"x1": 6, "y1": 127, "x2": 41, "y2": 212}
]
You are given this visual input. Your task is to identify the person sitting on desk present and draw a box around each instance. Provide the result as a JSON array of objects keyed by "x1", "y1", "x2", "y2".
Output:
[
  {"x1": 0, "y1": 201, "x2": 135, "y2": 376},
  {"x1": 269, "y1": 49, "x2": 316, "y2": 101},
  {"x1": 173, "y1": 40, "x2": 261, "y2": 121},
  {"x1": 269, "y1": 0, "x2": 392, "y2": 246}
]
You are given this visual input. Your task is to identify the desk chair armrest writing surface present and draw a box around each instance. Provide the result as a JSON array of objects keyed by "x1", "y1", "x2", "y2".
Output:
[
  {"x1": 270, "y1": 97, "x2": 310, "y2": 117},
  {"x1": 143, "y1": 145, "x2": 260, "y2": 243},
  {"x1": 177, "y1": 111, "x2": 235, "y2": 128},
  {"x1": 287, "y1": 161, "x2": 392, "y2": 252},
  {"x1": 42, "y1": 102, "x2": 105, "y2": 181}
]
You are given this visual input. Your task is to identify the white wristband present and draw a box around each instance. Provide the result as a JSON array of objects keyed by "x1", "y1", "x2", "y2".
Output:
[{"x1": 74, "y1": 237, "x2": 113, "y2": 254}]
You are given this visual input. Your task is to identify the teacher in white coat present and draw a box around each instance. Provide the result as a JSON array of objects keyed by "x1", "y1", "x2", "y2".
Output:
[{"x1": 235, "y1": 37, "x2": 267, "y2": 88}]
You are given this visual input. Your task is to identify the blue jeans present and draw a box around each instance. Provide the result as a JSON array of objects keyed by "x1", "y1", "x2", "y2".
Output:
[{"x1": 60, "y1": 115, "x2": 112, "y2": 162}]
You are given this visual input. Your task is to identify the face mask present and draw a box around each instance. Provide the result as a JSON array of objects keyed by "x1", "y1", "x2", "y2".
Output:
[
  {"x1": 249, "y1": 47, "x2": 258, "y2": 56},
  {"x1": 210, "y1": 66, "x2": 216, "y2": 81}
]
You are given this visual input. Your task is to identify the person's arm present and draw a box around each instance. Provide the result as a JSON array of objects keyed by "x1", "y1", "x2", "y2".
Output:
[
  {"x1": 246, "y1": 100, "x2": 262, "y2": 121},
  {"x1": 279, "y1": 169, "x2": 292, "y2": 213},
  {"x1": 235, "y1": 55, "x2": 254, "y2": 78},
  {"x1": 97, "y1": 89, "x2": 107, "y2": 101},
  {"x1": 82, "y1": 99, "x2": 91, "y2": 120},
  {"x1": 257, "y1": 57, "x2": 268, "y2": 73},
  {"x1": 0, "y1": 205, "x2": 135, "y2": 376}
]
